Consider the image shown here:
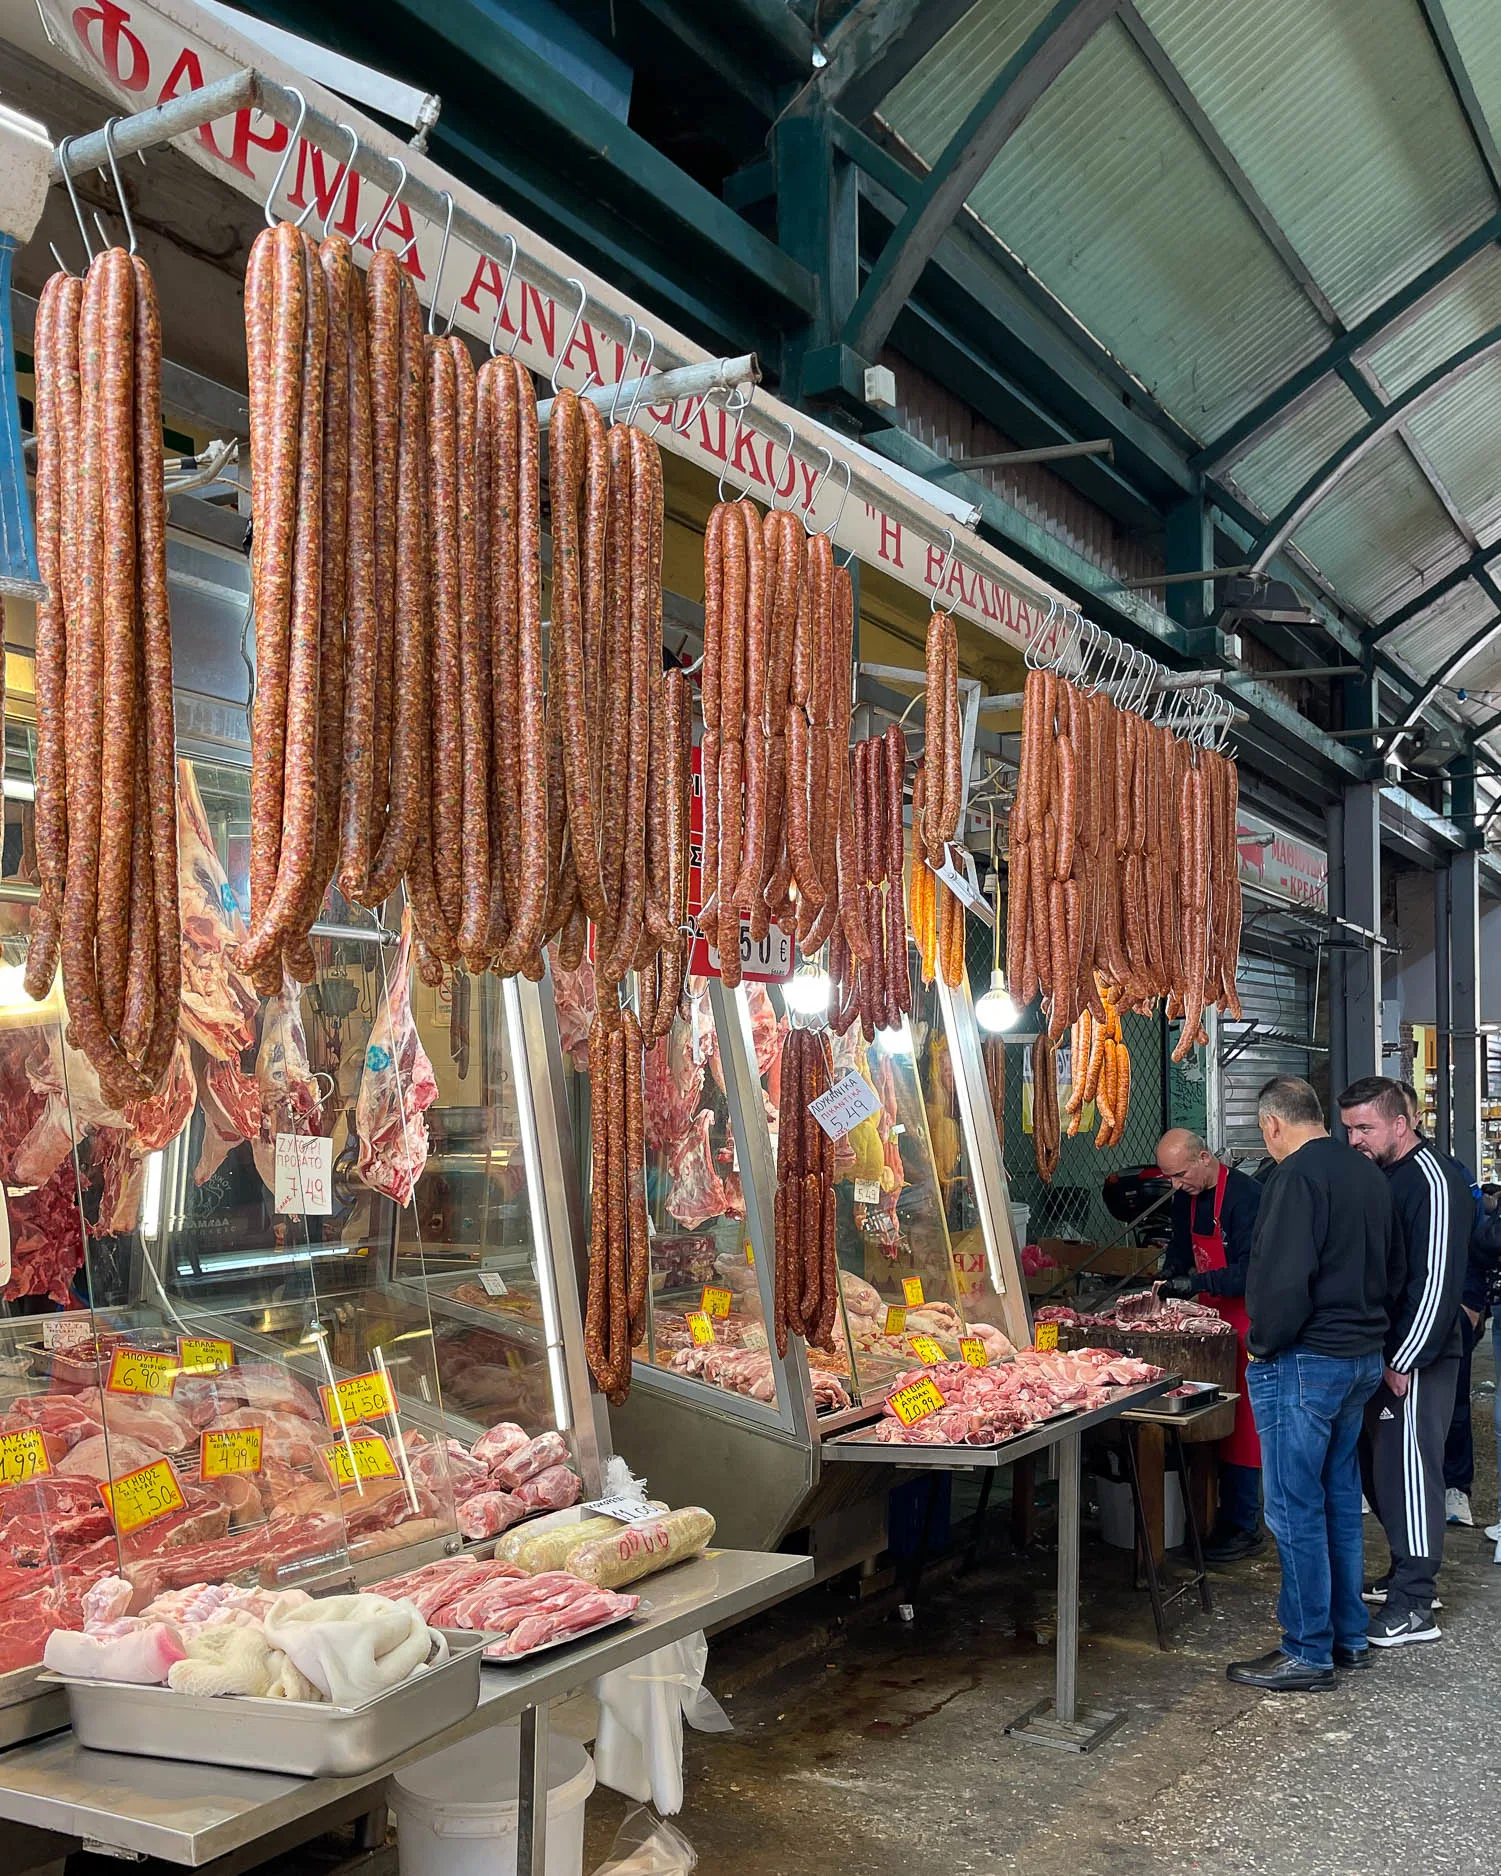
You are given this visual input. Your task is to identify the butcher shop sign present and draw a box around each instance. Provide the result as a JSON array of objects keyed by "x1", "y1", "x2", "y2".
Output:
[{"x1": 39, "y1": 0, "x2": 1061, "y2": 651}]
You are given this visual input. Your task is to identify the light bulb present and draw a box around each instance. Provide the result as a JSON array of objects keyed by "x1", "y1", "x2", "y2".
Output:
[
  {"x1": 874, "y1": 1017, "x2": 913, "y2": 1054},
  {"x1": 974, "y1": 969, "x2": 1018, "y2": 1034},
  {"x1": 784, "y1": 964, "x2": 831, "y2": 1016}
]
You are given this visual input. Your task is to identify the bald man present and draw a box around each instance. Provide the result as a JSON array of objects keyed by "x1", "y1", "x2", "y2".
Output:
[{"x1": 1155, "y1": 1128, "x2": 1266, "y2": 1560}]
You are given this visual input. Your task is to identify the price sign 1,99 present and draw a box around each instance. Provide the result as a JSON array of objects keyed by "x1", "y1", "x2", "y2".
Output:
[{"x1": 0, "y1": 1428, "x2": 50, "y2": 1485}]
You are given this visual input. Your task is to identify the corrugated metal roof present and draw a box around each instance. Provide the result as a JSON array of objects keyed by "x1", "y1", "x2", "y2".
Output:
[
  {"x1": 1363, "y1": 246, "x2": 1501, "y2": 395},
  {"x1": 1136, "y1": 0, "x2": 1494, "y2": 327},
  {"x1": 1224, "y1": 377, "x2": 1368, "y2": 517},
  {"x1": 1402, "y1": 353, "x2": 1501, "y2": 545},
  {"x1": 1443, "y1": 0, "x2": 1501, "y2": 161},
  {"x1": 883, "y1": 0, "x2": 1061, "y2": 149},
  {"x1": 1383, "y1": 576, "x2": 1496, "y2": 671},
  {"x1": 1288, "y1": 433, "x2": 1469, "y2": 617}
]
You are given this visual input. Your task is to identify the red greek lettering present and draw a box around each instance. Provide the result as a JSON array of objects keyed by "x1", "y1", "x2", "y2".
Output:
[
  {"x1": 286, "y1": 140, "x2": 358, "y2": 233},
  {"x1": 765, "y1": 438, "x2": 798, "y2": 504},
  {"x1": 72, "y1": 1, "x2": 149, "y2": 92},
  {"x1": 519, "y1": 284, "x2": 555, "y2": 356},
  {"x1": 563, "y1": 319, "x2": 602, "y2": 387},
  {"x1": 696, "y1": 402, "x2": 727, "y2": 459},
  {"x1": 878, "y1": 514, "x2": 903, "y2": 566},
  {"x1": 227, "y1": 108, "x2": 287, "y2": 184},
  {"x1": 154, "y1": 46, "x2": 233, "y2": 164},
  {"x1": 459, "y1": 255, "x2": 519, "y2": 344},
  {"x1": 732, "y1": 424, "x2": 765, "y2": 482}
]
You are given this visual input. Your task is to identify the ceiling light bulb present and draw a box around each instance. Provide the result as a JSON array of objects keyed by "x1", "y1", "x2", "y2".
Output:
[{"x1": 974, "y1": 969, "x2": 1019, "y2": 1034}]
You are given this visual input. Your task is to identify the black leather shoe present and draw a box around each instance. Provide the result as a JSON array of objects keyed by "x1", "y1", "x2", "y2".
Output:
[
  {"x1": 1203, "y1": 1527, "x2": 1266, "y2": 1563},
  {"x1": 1333, "y1": 1645, "x2": 1371, "y2": 1669},
  {"x1": 1226, "y1": 1648, "x2": 1334, "y2": 1692}
]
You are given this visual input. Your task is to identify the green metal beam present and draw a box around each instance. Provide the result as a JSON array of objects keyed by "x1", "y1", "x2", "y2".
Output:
[
  {"x1": 1249, "y1": 321, "x2": 1501, "y2": 569},
  {"x1": 1194, "y1": 212, "x2": 1501, "y2": 472},
  {"x1": 1414, "y1": 0, "x2": 1501, "y2": 199},
  {"x1": 841, "y1": 0, "x2": 1122, "y2": 362},
  {"x1": 818, "y1": 0, "x2": 982, "y2": 124}
]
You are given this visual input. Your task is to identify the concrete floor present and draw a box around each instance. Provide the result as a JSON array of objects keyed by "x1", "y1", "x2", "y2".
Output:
[{"x1": 583, "y1": 1344, "x2": 1501, "y2": 1876}]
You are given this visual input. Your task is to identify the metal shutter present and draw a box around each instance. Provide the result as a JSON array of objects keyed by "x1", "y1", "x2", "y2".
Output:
[{"x1": 1220, "y1": 954, "x2": 1314, "y2": 1156}]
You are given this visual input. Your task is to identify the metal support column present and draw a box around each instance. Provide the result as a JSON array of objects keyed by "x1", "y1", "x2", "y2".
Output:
[
  {"x1": 775, "y1": 94, "x2": 861, "y2": 410},
  {"x1": 517, "y1": 1703, "x2": 550, "y2": 1876},
  {"x1": 1325, "y1": 798, "x2": 1348, "y2": 1107},
  {"x1": 1451, "y1": 848, "x2": 1482, "y2": 1173},
  {"x1": 1164, "y1": 497, "x2": 1214, "y2": 635},
  {"x1": 1341, "y1": 784, "x2": 1383, "y2": 1082},
  {"x1": 1435, "y1": 865, "x2": 1452, "y2": 1155}
]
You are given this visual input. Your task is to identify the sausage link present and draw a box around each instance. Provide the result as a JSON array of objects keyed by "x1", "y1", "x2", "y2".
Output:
[
  {"x1": 365, "y1": 251, "x2": 403, "y2": 863},
  {"x1": 337, "y1": 246, "x2": 379, "y2": 906},
  {"x1": 596, "y1": 422, "x2": 634, "y2": 948},
  {"x1": 716, "y1": 737, "x2": 744, "y2": 985},
  {"x1": 581, "y1": 397, "x2": 611, "y2": 821},
  {"x1": 602, "y1": 429, "x2": 656, "y2": 982},
  {"x1": 424, "y1": 334, "x2": 464, "y2": 939},
  {"x1": 701, "y1": 504, "x2": 725, "y2": 734},
  {"x1": 549, "y1": 391, "x2": 608, "y2": 923},
  {"x1": 604, "y1": 1021, "x2": 631, "y2": 1400},
  {"x1": 623, "y1": 1008, "x2": 649, "y2": 1343},
  {"x1": 786, "y1": 709, "x2": 824, "y2": 910},
  {"x1": 96, "y1": 247, "x2": 137, "y2": 1037}
]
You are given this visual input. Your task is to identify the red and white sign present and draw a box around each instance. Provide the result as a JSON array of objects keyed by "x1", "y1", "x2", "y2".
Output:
[
  {"x1": 40, "y1": 0, "x2": 1063, "y2": 650},
  {"x1": 1237, "y1": 809, "x2": 1328, "y2": 912},
  {"x1": 686, "y1": 744, "x2": 794, "y2": 983}
]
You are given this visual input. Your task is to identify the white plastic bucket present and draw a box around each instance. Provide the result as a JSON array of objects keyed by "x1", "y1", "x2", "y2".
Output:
[
  {"x1": 1093, "y1": 1472, "x2": 1184, "y2": 1551},
  {"x1": 392, "y1": 1727, "x2": 596, "y2": 1876}
]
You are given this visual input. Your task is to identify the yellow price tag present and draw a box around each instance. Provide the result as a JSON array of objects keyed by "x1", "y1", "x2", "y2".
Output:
[
  {"x1": 686, "y1": 1311, "x2": 716, "y2": 1347},
  {"x1": 321, "y1": 1435, "x2": 399, "y2": 1489},
  {"x1": 178, "y1": 1337, "x2": 234, "y2": 1375},
  {"x1": 745, "y1": 1241, "x2": 755, "y2": 1267},
  {"x1": 883, "y1": 1305, "x2": 907, "y2": 1337},
  {"x1": 106, "y1": 1349, "x2": 180, "y2": 1399},
  {"x1": 0, "y1": 1427, "x2": 51, "y2": 1485},
  {"x1": 902, "y1": 1277, "x2": 925, "y2": 1307},
  {"x1": 908, "y1": 1335, "x2": 946, "y2": 1366},
  {"x1": 320, "y1": 1370, "x2": 397, "y2": 1430},
  {"x1": 889, "y1": 1376, "x2": 945, "y2": 1427},
  {"x1": 700, "y1": 1285, "x2": 733, "y2": 1319},
  {"x1": 200, "y1": 1426, "x2": 263, "y2": 1478},
  {"x1": 100, "y1": 1460, "x2": 186, "y2": 1535},
  {"x1": 1035, "y1": 1322, "x2": 1059, "y2": 1351},
  {"x1": 959, "y1": 1336, "x2": 989, "y2": 1369}
]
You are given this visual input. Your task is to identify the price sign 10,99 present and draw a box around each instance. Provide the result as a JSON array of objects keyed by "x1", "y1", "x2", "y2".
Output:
[{"x1": 889, "y1": 1377, "x2": 945, "y2": 1427}]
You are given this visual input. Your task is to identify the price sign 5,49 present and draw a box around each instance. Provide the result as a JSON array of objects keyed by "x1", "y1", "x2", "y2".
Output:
[
  {"x1": 959, "y1": 1337, "x2": 989, "y2": 1369},
  {"x1": 908, "y1": 1335, "x2": 946, "y2": 1366}
]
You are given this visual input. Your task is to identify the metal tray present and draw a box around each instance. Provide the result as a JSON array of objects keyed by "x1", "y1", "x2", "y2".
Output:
[
  {"x1": 0, "y1": 1661, "x2": 68, "y2": 1750},
  {"x1": 1156, "y1": 1379, "x2": 1218, "y2": 1414},
  {"x1": 40, "y1": 1629, "x2": 487, "y2": 1778},
  {"x1": 481, "y1": 1599, "x2": 645, "y2": 1667}
]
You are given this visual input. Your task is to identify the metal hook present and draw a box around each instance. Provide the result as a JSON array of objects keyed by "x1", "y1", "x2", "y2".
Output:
[
  {"x1": 263, "y1": 88, "x2": 308, "y2": 228},
  {"x1": 765, "y1": 416, "x2": 795, "y2": 512},
  {"x1": 295, "y1": 121, "x2": 358, "y2": 237},
  {"x1": 426, "y1": 191, "x2": 456, "y2": 336},
  {"x1": 932, "y1": 528, "x2": 959, "y2": 616},
  {"x1": 609, "y1": 317, "x2": 638, "y2": 425},
  {"x1": 624, "y1": 327, "x2": 656, "y2": 425},
  {"x1": 100, "y1": 119, "x2": 137, "y2": 254},
  {"x1": 1026, "y1": 597, "x2": 1054, "y2": 671},
  {"x1": 551, "y1": 279, "x2": 587, "y2": 394},
  {"x1": 483, "y1": 235, "x2": 520, "y2": 356},
  {"x1": 807, "y1": 444, "x2": 834, "y2": 518},
  {"x1": 53, "y1": 136, "x2": 94, "y2": 271},
  {"x1": 818, "y1": 455, "x2": 854, "y2": 540},
  {"x1": 359, "y1": 157, "x2": 408, "y2": 249}
]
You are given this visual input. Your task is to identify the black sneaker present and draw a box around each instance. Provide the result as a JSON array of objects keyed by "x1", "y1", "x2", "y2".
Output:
[
  {"x1": 1203, "y1": 1527, "x2": 1266, "y2": 1564},
  {"x1": 1367, "y1": 1609, "x2": 1442, "y2": 1648},
  {"x1": 1361, "y1": 1579, "x2": 1389, "y2": 1604}
]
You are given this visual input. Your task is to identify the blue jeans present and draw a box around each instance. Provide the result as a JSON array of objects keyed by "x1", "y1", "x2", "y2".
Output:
[{"x1": 1246, "y1": 1347, "x2": 1384, "y2": 1669}]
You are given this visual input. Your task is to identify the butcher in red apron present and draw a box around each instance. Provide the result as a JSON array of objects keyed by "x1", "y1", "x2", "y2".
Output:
[{"x1": 1154, "y1": 1129, "x2": 1266, "y2": 1562}]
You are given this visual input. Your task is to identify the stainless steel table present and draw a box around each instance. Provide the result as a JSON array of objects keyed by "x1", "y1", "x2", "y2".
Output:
[
  {"x1": 0, "y1": 1549, "x2": 811, "y2": 1873},
  {"x1": 822, "y1": 1379, "x2": 1170, "y2": 1752}
]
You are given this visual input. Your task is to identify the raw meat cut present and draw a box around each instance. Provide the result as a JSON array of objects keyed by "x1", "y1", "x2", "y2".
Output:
[
  {"x1": 353, "y1": 919, "x2": 438, "y2": 1206},
  {"x1": 2, "y1": 1393, "x2": 102, "y2": 1449},
  {"x1": 252, "y1": 981, "x2": 324, "y2": 1194},
  {"x1": 643, "y1": 1019, "x2": 703, "y2": 1153},
  {"x1": 6, "y1": 1159, "x2": 87, "y2": 1304},
  {"x1": 205, "y1": 1408, "x2": 321, "y2": 1468},
  {"x1": 512, "y1": 1464, "x2": 580, "y2": 1513},
  {"x1": 469, "y1": 1421, "x2": 530, "y2": 1469},
  {"x1": 194, "y1": 1053, "x2": 262, "y2": 1186},
  {"x1": 493, "y1": 1431, "x2": 569, "y2": 1490},
  {"x1": 1036, "y1": 1292, "x2": 1233, "y2": 1336},
  {"x1": 175, "y1": 759, "x2": 258, "y2": 1061},
  {"x1": 666, "y1": 1110, "x2": 730, "y2": 1228},
  {"x1": 0, "y1": 1476, "x2": 114, "y2": 1565},
  {"x1": 43, "y1": 1621, "x2": 186, "y2": 1683},
  {"x1": 551, "y1": 959, "x2": 596, "y2": 1070},
  {"x1": 456, "y1": 1490, "x2": 527, "y2": 1541},
  {"x1": 57, "y1": 1433, "x2": 170, "y2": 1481}
]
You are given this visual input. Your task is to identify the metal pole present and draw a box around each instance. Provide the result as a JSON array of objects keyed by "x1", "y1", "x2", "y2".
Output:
[
  {"x1": 535, "y1": 353, "x2": 760, "y2": 427},
  {"x1": 47, "y1": 70, "x2": 260, "y2": 175},
  {"x1": 949, "y1": 438, "x2": 1114, "y2": 469},
  {"x1": 1435, "y1": 865, "x2": 1452, "y2": 1155},
  {"x1": 1450, "y1": 848, "x2": 1483, "y2": 1173},
  {"x1": 1055, "y1": 1431, "x2": 1081, "y2": 1724},
  {"x1": 516, "y1": 1703, "x2": 550, "y2": 1876},
  {"x1": 1325, "y1": 799, "x2": 1347, "y2": 1113}
]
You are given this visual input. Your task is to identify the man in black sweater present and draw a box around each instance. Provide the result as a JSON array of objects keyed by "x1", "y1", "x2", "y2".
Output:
[
  {"x1": 1339, "y1": 1076, "x2": 1469, "y2": 1647},
  {"x1": 1227, "y1": 1077, "x2": 1391, "y2": 1694}
]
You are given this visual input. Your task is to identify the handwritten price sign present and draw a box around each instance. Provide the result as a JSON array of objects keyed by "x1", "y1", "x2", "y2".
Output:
[
  {"x1": 1034, "y1": 1322, "x2": 1059, "y2": 1351},
  {"x1": 106, "y1": 1349, "x2": 180, "y2": 1399},
  {"x1": 808, "y1": 1070, "x2": 882, "y2": 1141},
  {"x1": 201, "y1": 1426, "x2": 263, "y2": 1478},
  {"x1": 274, "y1": 1133, "x2": 333, "y2": 1216},
  {"x1": 700, "y1": 1286, "x2": 733, "y2": 1319},
  {"x1": 686, "y1": 1311, "x2": 716, "y2": 1347},
  {"x1": 320, "y1": 1370, "x2": 396, "y2": 1431},
  {"x1": 0, "y1": 1428, "x2": 51, "y2": 1485},
  {"x1": 903, "y1": 1277, "x2": 926, "y2": 1307},
  {"x1": 100, "y1": 1460, "x2": 186, "y2": 1535},
  {"x1": 889, "y1": 1376, "x2": 946, "y2": 1427},
  {"x1": 908, "y1": 1335, "x2": 946, "y2": 1366},
  {"x1": 321, "y1": 1435, "x2": 399, "y2": 1489},
  {"x1": 959, "y1": 1337, "x2": 990, "y2": 1368},
  {"x1": 178, "y1": 1338, "x2": 234, "y2": 1375}
]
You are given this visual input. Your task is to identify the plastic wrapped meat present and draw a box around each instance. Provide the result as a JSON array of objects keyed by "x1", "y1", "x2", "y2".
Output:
[
  {"x1": 205, "y1": 1408, "x2": 321, "y2": 1468},
  {"x1": 493, "y1": 1431, "x2": 570, "y2": 1491},
  {"x1": 469, "y1": 1421, "x2": 530, "y2": 1469},
  {"x1": 551, "y1": 960, "x2": 596, "y2": 1071},
  {"x1": 513, "y1": 1464, "x2": 581, "y2": 1513},
  {"x1": 252, "y1": 981, "x2": 323, "y2": 1195},
  {"x1": 174, "y1": 758, "x2": 258, "y2": 1061},
  {"x1": 666, "y1": 1111, "x2": 731, "y2": 1229},
  {"x1": 2, "y1": 1392, "x2": 102, "y2": 1450},
  {"x1": 456, "y1": 1490, "x2": 528, "y2": 1542},
  {"x1": 353, "y1": 919, "x2": 438, "y2": 1206}
]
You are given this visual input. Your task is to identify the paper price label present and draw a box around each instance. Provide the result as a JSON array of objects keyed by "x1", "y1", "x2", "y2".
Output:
[
  {"x1": 686, "y1": 1311, "x2": 716, "y2": 1347},
  {"x1": 853, "y1": 1178, "x2": 882, "y2": 1203},
  {"x1": 178, "y1": 1337, "x2": 233, "y2": 1375},
  {"x1": 903, "y1": 1277, "x2": 925, "y2": 1307},
  {"x1": 1034, "y1": 1322, "x2": 1059, "y2": 1351},
  {"x1": 744, "y1": 1241, "x2": 755, "y2": 1267},
  {"x1": 702, "y1": 916, "x2": 794, "y2": 985},
  {"x1": 0, "y1": 1427, "x2": 51, "y2": 1485},
  {"x1": 889, "y1": 1376, "x2": 946, "y2": 1427},
  {"x1": 321, "y1": 1435, "x2": 399, "y2": 1489},
  {"x1": 700, "y1": 1285, "x2": 733, "y2": 1319},
  {"x1": 275, "y1": 1133, "x2": 333, "y2": 1216},
  {"x1": 908, "y1": 1335, "x2": 946, "y2": 1366},
  {"x1": 959, "y1": 1336, "x2": 990, "y2": 1368},
  {"x1": 41, "y1": 1315, "x2": 93, "y2": 1352},
  {"x1": 106, "y1": 1349, "x2": 180, "y2": 1398},
  {"x1": 581, "y1": 1496, "x2": 661, "y2": 1524},
  {"x1": 201, "y1": 1426, "x2": 263, "y2": 1478},
  {"x1": 808, "y1": 1070, "x2": 882, "y2": 1140},
  {"x1": 320, "y1": 1370, "x2": 397, "y2": 1430},
  {"x1": 100, "y1": 1460, "x2": 186, "y2": 1535},
  {"x1": 883, "y1": 1305, "x2": 907, "y2": 1337},
  {"x1": 479, "y1": 1271, "x2": 509, "y2": 1298},
  {"x1": 934, "y1": 844, "x2": 994, "y2": 925}
]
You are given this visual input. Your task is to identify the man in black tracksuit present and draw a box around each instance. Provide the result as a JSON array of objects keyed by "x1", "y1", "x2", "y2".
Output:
[{"x1": 1339, "y1": 1077, "x2": 1469, "y2": 1648}]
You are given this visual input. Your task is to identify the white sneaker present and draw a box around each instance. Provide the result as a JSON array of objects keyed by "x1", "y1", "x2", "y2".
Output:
[
  {"x1": 1446, "y1": 1489, "x2": 1474, "y2": 1527},
  {"x1": 1486, "y1": 1521, "x2": 1501, "y2": 1542},
  {"x1": 1361, "y1": 1496, "x2": 1372, "y2": 1515}
]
